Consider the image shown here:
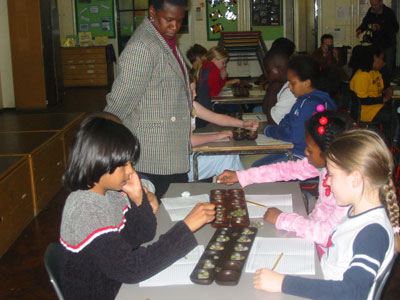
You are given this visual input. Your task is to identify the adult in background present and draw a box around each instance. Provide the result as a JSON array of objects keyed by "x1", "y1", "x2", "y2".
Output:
[
  {"x1": 105, "y1": 0, "x2": 191, "y2": 200},
  {"x1": 356, "y1": 0, "x2": 399, "y2": 85},
  {"x1": 312, "y1": 34, "x2": 343, "y2": 68}
]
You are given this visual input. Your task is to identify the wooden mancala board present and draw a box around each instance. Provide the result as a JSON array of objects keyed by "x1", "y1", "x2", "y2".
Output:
[
  {"x1": 210, "y1": 189, "x2": 250, "y2": 228},
  {"x1": 190, "y1": 227, "x2": 258, "y2": 286}
]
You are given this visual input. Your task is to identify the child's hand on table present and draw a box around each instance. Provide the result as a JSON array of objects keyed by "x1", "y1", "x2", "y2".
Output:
[
  {"x1": 122, "y1": 170, "x2": 143, "y2": 207},
  {"x1": 253, "y1": 269, "x2": 284, "y2": 292},
  {"x1": 183, "y1": 203, "x2": 215, "y2": 232},
  {"x1": 217, "y1": 170, "x2": 239, "y2": 185},
  {"x1": 218, "y1": 130, "x2": 233, "y2": 140},
  {"x1": 243, "y1": 120, "x2": 260, "y2": 131},
  {"x1": 264, "y1": 207, "x2": 282, "y2": 224},
  {"x1": 143, "y1": 186, "x2": 159, "y2": 214}
]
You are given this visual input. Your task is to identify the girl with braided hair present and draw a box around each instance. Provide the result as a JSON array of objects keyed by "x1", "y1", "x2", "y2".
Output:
[
  {"x1": 254, "y1": 128, "x2": 399, "y2": 300},
  {"x1": 218, "y1": 110, "x2": 354, "y2": 257}
]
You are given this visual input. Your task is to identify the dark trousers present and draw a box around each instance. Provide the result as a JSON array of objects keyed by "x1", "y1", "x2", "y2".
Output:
[{"x1": 141, "y1": 172, "x2": 188, "y2": 201}]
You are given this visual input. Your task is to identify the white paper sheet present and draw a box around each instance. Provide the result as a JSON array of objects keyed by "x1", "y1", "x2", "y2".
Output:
[
  {"x1": 255, "y1": 135, "x2": 292, "y2": 146},
  {"x1": 246, "y1": 194, "x2": 292, "y2": 218},
  {"x1": 162, "y1": 194, "x2": 209, "y2": 221},
  {"x1": 245, "y1": 237, "x2": 315, "y2": 275},
  {"x1": 242, "y1": 113, "x2": 267, "y2": 122},
  {"x1": 139, "y1": 245, "x2": 205, "y2": 287}
]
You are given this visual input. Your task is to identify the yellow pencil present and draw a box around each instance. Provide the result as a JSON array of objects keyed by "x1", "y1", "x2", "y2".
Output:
[
  {"x1": 246, "y1": 200, "x2": 267, "y2": 208},
  {"x1": 272, "y1": 252, "x2": 284, "y2": 271}
]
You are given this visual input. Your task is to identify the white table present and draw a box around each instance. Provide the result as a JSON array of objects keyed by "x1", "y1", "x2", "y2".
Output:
[{"x1": 116, "y1": 182, "x2": 322, "y2": 300}]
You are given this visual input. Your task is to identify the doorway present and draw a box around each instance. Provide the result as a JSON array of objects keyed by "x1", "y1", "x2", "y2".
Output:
[{"x1": 294, "y1": 0, "x2": 318, "y2": 54}]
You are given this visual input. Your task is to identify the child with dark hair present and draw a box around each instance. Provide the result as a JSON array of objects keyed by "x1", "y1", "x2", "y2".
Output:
[
  {"x1": 186, "y1": 44, "x2": 207, "y2": 77},
  {"x1": 270, "y1": 37, "x2": 296, "y2": 58},
  {"x1": 349, "y1": 44, "x2": 394, "y2": 144},
  {"x1": 218, "y1": 110, "x2": 353, "y2": 257},
  {"x1": 252, "y1": 55, "x2": 338, "y2": 166},
  {"x1": 60, "y1": 116, "x2": 215, "y2": 299}
]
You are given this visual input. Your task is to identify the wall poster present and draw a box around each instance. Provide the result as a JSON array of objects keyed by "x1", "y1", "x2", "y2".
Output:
[
  {"x1": 206, "y1": 0, "x2": 238, "y2": 41},
  {"x1": 251, "y1": 0, "x2": 282, "y2": 27},
  {"x1": 75, "y1": 0, "x2": 115, "y2": 38}
]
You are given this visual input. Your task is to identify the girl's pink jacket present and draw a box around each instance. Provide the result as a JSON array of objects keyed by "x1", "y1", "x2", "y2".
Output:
[{"x1": 236, "y1": 158, "x2": 348, "y2": 251}]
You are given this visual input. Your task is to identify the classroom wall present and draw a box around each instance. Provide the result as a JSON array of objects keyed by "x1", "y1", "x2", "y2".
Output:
[
  {"x1": 0, "y1": 0, "x2": 394, "y2": 108},
  {"x1": 0, "y1": 0, "x2": 14, "y2": 109}
]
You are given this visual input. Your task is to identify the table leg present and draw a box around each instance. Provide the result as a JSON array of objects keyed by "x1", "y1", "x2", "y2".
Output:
[
  {"x1": 193, "y1": 152, "x2": 200, "y2": 182},
  {"x1": 287, "y1": 150, "x2": 293, "y2": 161}
]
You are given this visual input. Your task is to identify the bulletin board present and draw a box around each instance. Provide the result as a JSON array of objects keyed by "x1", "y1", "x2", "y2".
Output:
[
  {"x1": 206, "y1": 1, "x2": 238, "y2": 41},
  {"x1": 75, "y1": 0, "x2": 115, "y2": 38},
  {"x1": 251, "y1": 0, "x2": 282, "y2": 27}
]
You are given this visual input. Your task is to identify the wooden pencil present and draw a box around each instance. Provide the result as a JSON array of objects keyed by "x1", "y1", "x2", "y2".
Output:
[
  {"x1": 246, "y1": 200, "x2": 267, "y2": 207},
  {"x1": 272, "y1": 252, "x2": 284, "y2": 271}
]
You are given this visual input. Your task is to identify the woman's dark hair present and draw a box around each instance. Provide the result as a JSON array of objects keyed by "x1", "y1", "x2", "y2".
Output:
[
  {"x1": 149, "y1": 0, "x2": 188, "y2": 11},
  {"x1": 63, "y1": 116, "x2": 140, "y2": 191},
  {"x1": 348, "y1": 45, "x2": 383, "y2": 73},
  {"x1": 305, "y1": 110, "x2": 354, "y2": 153}
]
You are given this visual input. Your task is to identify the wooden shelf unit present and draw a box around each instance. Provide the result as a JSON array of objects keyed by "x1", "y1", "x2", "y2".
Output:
[{"x1": 61, "y1": 46, "x2": 114, "y2": 87}]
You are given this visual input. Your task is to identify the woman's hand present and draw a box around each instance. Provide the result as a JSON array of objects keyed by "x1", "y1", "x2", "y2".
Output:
[
  {"x1": 264, "y1": 207, "x2": 282, "y2": 224},
  {"x1": 243, "y1": 120, "x2": 260, "y2": 131},
  {"x1": 143, "y1": 186, "x2": 159, "y2": 214},
  {"x1": 183, "y1": 203, "x2": 215, "y2": 232},
  {"x1": 218, "y1": 130, "x2": 233, "y2": 140},
  {"x1": 253, "y1": 269, "x2": 284, "y2": 292},
  {"x1": 122, "y1": 170, "x2": 143, "y2": 207},
  {"x1": 217, "y1": 170, "x2": 239, "y2": 185}
]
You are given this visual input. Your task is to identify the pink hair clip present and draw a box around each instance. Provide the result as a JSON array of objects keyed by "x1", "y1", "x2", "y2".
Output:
[
  {"x1": 393, "y1": 226, "x2": 400, "y2": 234},
  {"x1": 316, "y1": 104, "x2": 325, "y2": 112}
]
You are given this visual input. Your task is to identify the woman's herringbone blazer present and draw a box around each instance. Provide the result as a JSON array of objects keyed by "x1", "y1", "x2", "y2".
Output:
[{"x1": 105, "y1": 18, "x2": 192, "y2": 175}]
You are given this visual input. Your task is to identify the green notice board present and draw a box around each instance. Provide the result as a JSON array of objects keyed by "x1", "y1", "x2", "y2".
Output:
[
  {"x1": 206, "y1": 1, "x2": 238, "y2": 41},
  {"x1": 75, "y1": 0, "x2": 115, "y2": 38}
]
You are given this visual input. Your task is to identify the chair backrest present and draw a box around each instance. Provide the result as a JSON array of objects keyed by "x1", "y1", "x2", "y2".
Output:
[
  {"x1": 372, "y1": 254, "x2": 397, "y2": 300},
  {"x1": 44, "y1": 242, "x2": 65, "y2": 300}
]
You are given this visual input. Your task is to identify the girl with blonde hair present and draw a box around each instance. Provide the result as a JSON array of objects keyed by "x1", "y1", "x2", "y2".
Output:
[
  {"x1": 253, "y1": 129, "x2": 399, "y2": 300},
  {"x1": 195, "y1": 46, "x2": 240, "y2": 128}
]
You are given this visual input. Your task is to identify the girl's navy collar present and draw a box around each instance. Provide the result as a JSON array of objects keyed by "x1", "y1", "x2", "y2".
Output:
[{"x1": 347, "y1": 205, "x2": 385, "y2": 218}]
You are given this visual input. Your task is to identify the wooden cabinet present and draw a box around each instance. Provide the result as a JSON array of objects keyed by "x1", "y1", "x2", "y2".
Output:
[
  {"x1": 61, "y1": 46, "x2": 114, "y2": 87},
  {"x1": 7, "y1": 0, "x2": 62, "y2": 110},
  {"x1": 31, "y1": 136, "x2": 65, "y2": 213},
  {"x1": 0, "y1": 132, "x2": 65, "y2": 216},
  {"x1": 0, "y1": 156, "x2": 34, "y2": 257}
]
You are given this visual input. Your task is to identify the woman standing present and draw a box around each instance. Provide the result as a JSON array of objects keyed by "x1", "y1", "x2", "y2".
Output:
[{"x1": 105, "y1": 0, "x2": 191, "y2": 200}]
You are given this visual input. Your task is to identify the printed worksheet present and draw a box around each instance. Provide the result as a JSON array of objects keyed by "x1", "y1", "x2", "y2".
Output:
[
  {"x1": 162, "y1": 194, "x2": 209, "y2": 221},
  {"x1": 245, "y1": 237, "x2": 315, "y2": 275},
  {"x1": 246, "y1": 194, "x2": 292, "y2": 218},
  {"x1": 139, "y1": 246, "x2": 204, "y2": 287}
]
